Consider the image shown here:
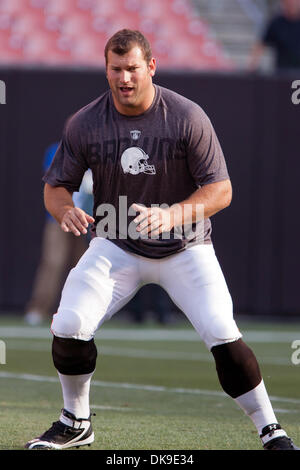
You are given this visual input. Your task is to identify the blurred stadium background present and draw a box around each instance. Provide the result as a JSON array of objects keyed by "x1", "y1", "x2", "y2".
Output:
[
  {"x1": 1, "y1": 0, "x2": 300, "y2": 452},
  {"x1": 0, "y1": 0, "x2": 282, "y2": 69}
]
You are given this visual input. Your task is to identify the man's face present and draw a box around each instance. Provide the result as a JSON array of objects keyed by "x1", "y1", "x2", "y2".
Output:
[{"x1": 106, "y1": 46, "x2": 156, "y2": 115}]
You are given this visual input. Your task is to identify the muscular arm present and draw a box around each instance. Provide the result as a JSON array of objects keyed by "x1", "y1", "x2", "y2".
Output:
[
  {"x1": 44, "y1": 183, "x2": 94, "y2": 236},
  {"x1": 133, "y1": 179, "x2": 232, "y2": 237},
  {"x1": 172, "y1": 178, "x2": 232, "y2": 223},
  {"x1": 44, "y1": 184, "x2": 74, "y2": 224}
]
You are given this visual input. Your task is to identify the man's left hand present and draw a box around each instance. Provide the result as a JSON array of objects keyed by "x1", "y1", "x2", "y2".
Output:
[{"x1": 132, "y1": 203, "x2": 178, "y2": 238}]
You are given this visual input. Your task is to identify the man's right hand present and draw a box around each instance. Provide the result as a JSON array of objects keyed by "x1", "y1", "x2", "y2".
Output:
[
  {"x1": 61, "y1": 207, "x2": 95, "y2": 236},
  {"x1": 44, "y1": 184, "x2": 95, "y2": 236}
]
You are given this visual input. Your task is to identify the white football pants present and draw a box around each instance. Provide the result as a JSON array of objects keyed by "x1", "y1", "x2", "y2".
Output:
[{"x1": 51, "y1": 238, "x2": 242, "y2": 350}]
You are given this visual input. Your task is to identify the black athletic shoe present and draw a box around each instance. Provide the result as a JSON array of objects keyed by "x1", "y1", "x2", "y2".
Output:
[
  {"x1": 25, "y1": 409, "x2": 95, "y2": 450},
  {"x1": 264, "y1": 436, "x2": 300, "y2": 450},
  {"x1": 261, "y1": 423, "x2": 300, "y2": 450}
]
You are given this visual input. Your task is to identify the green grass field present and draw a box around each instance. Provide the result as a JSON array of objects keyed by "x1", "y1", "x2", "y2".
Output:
[{"x1": 0, "y1": 314, "x2": 300, "y2": 450}]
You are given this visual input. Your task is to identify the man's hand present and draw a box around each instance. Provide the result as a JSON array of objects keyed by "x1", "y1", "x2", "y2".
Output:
[
  {"x1": 132, "y1": 203, "x2": 178, "y2": 238},
  {"x1": 131, "y1": 180, "x2": 232, "y2": 239},
  {"x1": 61, "y1": 207, "x2": 95, "y2": 237},
  {"x1": 44, "y1": 184, "x2": 95, "y2": 237}
]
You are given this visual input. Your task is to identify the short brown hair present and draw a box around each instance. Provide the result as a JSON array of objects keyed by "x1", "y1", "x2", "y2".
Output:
[{"x1": 105, "y1": 29, "x2": 152, "y2": 65}]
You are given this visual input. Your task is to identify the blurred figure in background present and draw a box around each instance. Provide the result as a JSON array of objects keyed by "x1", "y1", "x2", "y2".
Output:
[
  {"x1": 24, "y1": 143, "x2": 93, "y2": 325},
  {"x1": 249, "y1": 0, "x2": 300, "y2": 71},
  {"x1": 129, "y1": 285, "x2": 176, "y2": 324}
]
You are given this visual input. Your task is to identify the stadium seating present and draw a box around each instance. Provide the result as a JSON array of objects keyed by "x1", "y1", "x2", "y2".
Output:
[{"x1": 0, "y1": 0, "x2": 233, "y2": 69}]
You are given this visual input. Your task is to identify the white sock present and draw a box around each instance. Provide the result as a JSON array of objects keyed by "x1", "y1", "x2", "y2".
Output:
[
  {"x1": 234, "y1": 379, "x2": 287, "y2": 443},
  {"x1": 58, "y1": 372, "x2": 93, "y2": 420}
]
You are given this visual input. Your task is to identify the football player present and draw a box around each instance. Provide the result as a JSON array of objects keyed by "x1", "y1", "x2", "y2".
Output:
[{"x1": 25, "y1": 29, "x2": 298, "y2": 450}]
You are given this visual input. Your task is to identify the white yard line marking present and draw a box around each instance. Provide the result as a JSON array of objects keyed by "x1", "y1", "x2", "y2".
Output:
[
  {"x1": 0, "y1": 371, "x2": 299, "y2": 406},
  {"x1": 1, "y1": 326, "x2": 300, "y2": 343},
  {"x1": 0, "y1": 400, "x2": 138, "y2": 413},
  {"x1": 3, "y1": 341, "x2": 294, "y2": 366},
  {"x1": 273, "y1": 408, "x2": 299, "y2": 414},
  {"x1": 90, "y1": 404, "x2": 143, "y2": 412}
]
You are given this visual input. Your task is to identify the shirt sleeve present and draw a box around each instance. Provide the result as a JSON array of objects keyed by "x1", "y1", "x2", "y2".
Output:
[
  {"x1": 43, "y1": 115, "x2": 88, "y2": 192},
  {"x1": 186, "y1": 106, "x2": 229, "y2": 186}
]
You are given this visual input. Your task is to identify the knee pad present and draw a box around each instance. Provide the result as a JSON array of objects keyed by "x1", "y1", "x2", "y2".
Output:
[
  {"x1": 51, "y1": 310, "x2": 83, "y2": 339},
  {"x1": 211, "y1": 339, "x2": 262, "y2": 398},
  {"x1": 52, "y1": 335, "x2": 97, "y2": 375}
]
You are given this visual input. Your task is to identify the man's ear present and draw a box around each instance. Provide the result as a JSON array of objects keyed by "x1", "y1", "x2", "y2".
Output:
[{"x1": 149, "y1": 58, "x2": 156, "y2": 77}]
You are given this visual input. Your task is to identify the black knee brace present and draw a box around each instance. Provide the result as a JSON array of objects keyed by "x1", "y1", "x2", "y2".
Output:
[
  {"x1": 211, "y1": 339, "x2": 262, "y2": 398},
  {"x1": 52, "y1": 336, "x2": 97, "y2": 375}
]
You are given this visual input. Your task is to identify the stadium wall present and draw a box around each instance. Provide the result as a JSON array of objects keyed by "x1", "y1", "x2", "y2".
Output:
[{"x1": 0, "y1": 69, "x2": 299, "y2": 317}]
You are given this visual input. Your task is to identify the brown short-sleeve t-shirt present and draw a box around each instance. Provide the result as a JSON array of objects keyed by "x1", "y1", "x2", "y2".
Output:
[{"x1": 43, "y1": 85, "x2": 229, "y2": 259}]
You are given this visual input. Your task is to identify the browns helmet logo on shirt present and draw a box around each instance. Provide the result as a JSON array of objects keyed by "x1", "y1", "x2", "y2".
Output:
[{"x1": 121, "y1": 147, "x2": 156, "y2": 175}]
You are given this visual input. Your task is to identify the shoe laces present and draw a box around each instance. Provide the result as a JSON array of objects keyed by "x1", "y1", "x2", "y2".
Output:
[{"x1": 41, "y1": 420, "x2": 70, "y2": 439}]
